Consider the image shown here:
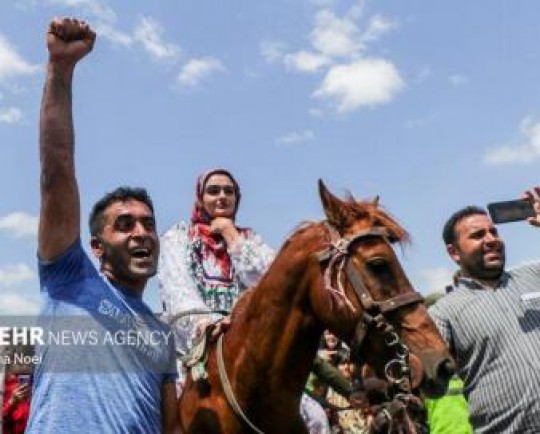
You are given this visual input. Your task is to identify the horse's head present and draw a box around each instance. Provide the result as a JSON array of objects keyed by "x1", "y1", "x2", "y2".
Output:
[{"x1": 312, "y1": 180, "x2": 454, "y2": 398}]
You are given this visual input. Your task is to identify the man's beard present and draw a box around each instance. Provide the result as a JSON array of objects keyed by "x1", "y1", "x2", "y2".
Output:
[{"x1": 462, "y1": 252, "x2": 505, "y2": 281}]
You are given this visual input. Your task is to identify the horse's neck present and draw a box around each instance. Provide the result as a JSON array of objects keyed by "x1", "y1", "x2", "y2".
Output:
[{"x1": 227, "y1": 229, "x2": 323, "y2": 390}]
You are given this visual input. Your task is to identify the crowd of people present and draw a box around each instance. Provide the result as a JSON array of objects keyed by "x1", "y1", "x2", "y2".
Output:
[{"x1": 2, "y1": 15, "x2": 540, "y2": 434}]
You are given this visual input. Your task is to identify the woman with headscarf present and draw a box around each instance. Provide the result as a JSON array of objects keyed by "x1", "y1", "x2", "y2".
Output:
[{"x1": 158, "y1": 168, "x2": 274, "y2": 377}]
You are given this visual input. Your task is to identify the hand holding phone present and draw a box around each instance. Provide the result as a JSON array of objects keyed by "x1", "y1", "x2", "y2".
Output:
[
  {"x1": 522, "y1": 187, "x2": 540, "y2": 227},
  {"x1": 487, "y1": 199, "x2": 536, "y2": 224}
]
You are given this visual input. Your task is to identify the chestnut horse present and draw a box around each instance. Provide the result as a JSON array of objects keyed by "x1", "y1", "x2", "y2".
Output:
[{"x1": 178, "y1": 181, "x2": 454, "y2": 433}]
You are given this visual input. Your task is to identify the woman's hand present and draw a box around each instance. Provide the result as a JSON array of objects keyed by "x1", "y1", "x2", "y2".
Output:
[{"x1": 210, "y1": 217, "x2": 241, "y2": 247}]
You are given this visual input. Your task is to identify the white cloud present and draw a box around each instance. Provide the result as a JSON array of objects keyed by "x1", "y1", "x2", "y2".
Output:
[
  {"x1": 0, "y1": 264, "x2": 35, "y2": 288},
  {"x1": 264, "y1": 3, "x2": 402, "y2": 114},
  {"x1": 0, "y1": 107, "x2": 23, "y2": 124},
  {"x1": 359, "y1": 14, "x2": 396, "y2": 47},
  {"x1": 276, "y1": 129, "x2": 315, "y2": 145},
  {"x1": 45, "y1": 0, "x2": 117, "y2": 23},
  {"x1": 0, "y1": 212, "x2": 38, "y2": 238},
  {"x1": 313, "y1": 58, "x2": 404, "y2": 112},
  {"x1": 178, "y1": 57, "x2": 225, "y2": 87},
  {"x1": 0, "y1": 35, "x2": 40, "y2": 81},
  {"x1": 260, "y1": 41, "x2": 286, "y2": 64},
  {"x1": 449, "y1": 74, "x2": 470, "y2": 86},
  {"x1": 484, "y1": 117, "x2": 540, "y2": 165},
  {"x1": 417, "y1": 267, "x2": 454, "y2": 294},
  {"x1": 96, "y1": 23, "x2": 133, "y2": 47},
  {"x1": 284, "y1": 51, "x2": 330, "y2": 73},
  {"x1": 134, "y1": 17, "x2": 180, "y2": 60},
  {"x1": 0, "y1": 293, "x2": 40, "y2": 315},
  {"x1": 310, "y1": 9, "x2": 361, "y2": 58}
]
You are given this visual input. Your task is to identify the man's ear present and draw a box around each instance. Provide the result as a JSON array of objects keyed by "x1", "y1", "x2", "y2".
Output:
[
  {"x1": 90, "y1": 236, "x2": 104, "y2": 259},
  {"x1": 447, "y1": 243, "x2": 461, "y2": 264}
]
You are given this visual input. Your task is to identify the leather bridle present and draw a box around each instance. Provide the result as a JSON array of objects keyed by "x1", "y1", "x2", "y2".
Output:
[{"x1": 316, "y1": 222, "x2": 424, "y2": 399}]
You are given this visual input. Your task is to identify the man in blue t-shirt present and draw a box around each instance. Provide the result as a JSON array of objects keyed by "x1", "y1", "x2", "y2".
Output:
[{"x1": 26, "y1": 17, "x2": 180, "y2": 433}]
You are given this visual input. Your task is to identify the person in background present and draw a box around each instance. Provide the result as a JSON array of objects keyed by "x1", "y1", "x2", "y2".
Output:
[
  {"x1": 318, "y1": 330, "x2": 350, "y2": 367},
  {"x1": 423, "y1": 293, "x2": 472, "y2": 434},
  {"x1": 325, "y1": 353, "x2": 367, "y2": 434},
  {"x1": 2, "y1": 339, "x2": 34, "y2": 434},
  {"x1": 429, "y1": 188, "x2": 540, "y2": 433}
]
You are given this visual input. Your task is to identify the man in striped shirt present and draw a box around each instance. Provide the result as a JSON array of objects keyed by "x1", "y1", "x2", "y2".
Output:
[{"x1": 429, "y1": 188, "x2": 540, "y2": 433}]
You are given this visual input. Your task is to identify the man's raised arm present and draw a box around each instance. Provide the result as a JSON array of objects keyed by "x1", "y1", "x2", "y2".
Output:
[{"x1": 39, "y1": 18, "x2": 95, "y2": 260}]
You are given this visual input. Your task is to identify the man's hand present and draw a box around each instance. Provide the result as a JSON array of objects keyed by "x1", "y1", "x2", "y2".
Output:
[
  {"x1": 47, "y1": 17, "x2": 96, "y2": 67},
  {"x1": 523, "y1": 187, "x2": 540, "y2": 227}
]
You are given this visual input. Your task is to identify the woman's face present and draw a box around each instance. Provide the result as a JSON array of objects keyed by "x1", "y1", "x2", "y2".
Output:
[{"x1": 201, "y1": 173, "x2": 237, "y2": 220}]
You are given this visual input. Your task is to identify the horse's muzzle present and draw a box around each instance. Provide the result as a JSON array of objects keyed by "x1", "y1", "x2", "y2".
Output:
[{"x1": 420, "y1": 356, "x2": 456, "y2": 398}]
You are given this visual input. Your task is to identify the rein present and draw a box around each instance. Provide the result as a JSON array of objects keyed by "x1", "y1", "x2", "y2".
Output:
[
  {"x1": 217, "y1": 334, "x2": 265, "y2": 434},
  {"x1": 167, "y1": 308, "x2": 230, "y2": 324}
]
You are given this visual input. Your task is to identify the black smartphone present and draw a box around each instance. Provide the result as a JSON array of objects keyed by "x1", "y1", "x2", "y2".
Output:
[
  {"x1": 17, "y1": 374, "x2": 32, "y2": 387},
  {"x1": 487, "y1": 199, "x2": 535, "y2": 224}
]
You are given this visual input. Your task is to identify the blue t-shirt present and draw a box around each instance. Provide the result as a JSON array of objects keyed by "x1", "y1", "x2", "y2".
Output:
[{"x1": 26, "y1": 240, "x2": 177, "y2": 433}]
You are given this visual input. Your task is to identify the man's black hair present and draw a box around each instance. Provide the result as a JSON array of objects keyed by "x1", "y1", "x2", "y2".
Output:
[
  {"x1": 89, "y1": 186, "x2": 154, "y2": 236},
  {"x1": 442, "y1": 205, "x2": 487, "y2": 245}
]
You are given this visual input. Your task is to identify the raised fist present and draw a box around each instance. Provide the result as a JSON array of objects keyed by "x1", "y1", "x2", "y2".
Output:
[{"x1": 47, "y1": 17, "x2": 96, "y2": 65}]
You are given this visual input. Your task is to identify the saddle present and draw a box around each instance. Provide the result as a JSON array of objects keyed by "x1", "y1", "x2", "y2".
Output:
[{"x1": 181, "y1": 320, "x2": 226, "y2": 382}]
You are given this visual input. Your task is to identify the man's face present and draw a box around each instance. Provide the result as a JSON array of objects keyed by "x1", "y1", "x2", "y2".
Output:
[
  {"x1": 448, "y1": 213, "x2": 506, "y2": 281},
  {"x1": 91, "y1": 199, "x2": 159, "y2": 291},
  {"x1": 201, "y1": 174, "x2": 237, "y2": 220}
]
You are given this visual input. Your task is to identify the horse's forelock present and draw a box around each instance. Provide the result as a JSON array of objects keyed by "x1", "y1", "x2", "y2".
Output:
[{"x1": 343, "y1": 197, "x2": 410, "y2": 246}]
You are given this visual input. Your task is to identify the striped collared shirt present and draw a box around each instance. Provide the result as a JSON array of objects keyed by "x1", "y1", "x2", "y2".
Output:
[{"x1": 429, "y1": 262, "x2": 540, "y2": 433}]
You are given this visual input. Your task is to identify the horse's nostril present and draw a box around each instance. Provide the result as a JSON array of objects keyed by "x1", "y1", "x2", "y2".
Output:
[{"x1": 436, "y1": 358, "x2": 456, "y2": 383}]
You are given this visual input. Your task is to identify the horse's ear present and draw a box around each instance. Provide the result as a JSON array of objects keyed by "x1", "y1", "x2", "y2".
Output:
[
  {"x1": 318, "y1": 179, "x2": 351, "y2": 228},
  {"x1": 372, "y1": 195, "x2": 380, "y2": 208}
]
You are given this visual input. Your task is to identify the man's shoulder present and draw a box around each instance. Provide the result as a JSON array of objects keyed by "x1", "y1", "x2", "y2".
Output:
[
  {"x1": 39, "y1": 238, "x2": 98, "y2": 286},
  {"x1": 508, "y1": 260, "x2": 540, "y2": 277},
  {"x1": 429, "y1": 289, "x2": 473, "y2": 316}
]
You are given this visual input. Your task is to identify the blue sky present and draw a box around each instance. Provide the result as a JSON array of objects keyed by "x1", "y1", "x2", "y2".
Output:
[{"x1": 1, "y1": 0, "x2": 539, "y2": 314}]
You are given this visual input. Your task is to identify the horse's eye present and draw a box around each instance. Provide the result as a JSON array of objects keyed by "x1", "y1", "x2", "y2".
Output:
[{"x1": 367, "y1": 258, "x2": 390, "y2": 273}]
